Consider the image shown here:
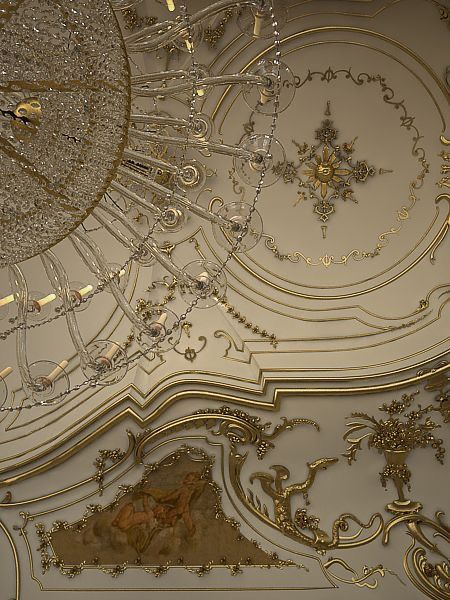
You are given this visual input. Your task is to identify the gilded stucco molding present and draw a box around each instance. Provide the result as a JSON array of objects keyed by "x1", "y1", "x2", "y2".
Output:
[
  {"x1": 343, "y1": 391, "x2": 445, "y2": 509},
  {"x1": 429, "y1": 194, "x2": 450, "y2": 263},
  {"x1": 234, "y1": 66, "x2": 428, "y2": 268},
  {"x1": 323, "y1": 557, "x2": 405, "y2": 590},
  {"x1": 343, "y1": 391, "x2": 449, "y2": 599},
  {"x1": 271, "y1": 103, "x2": 382, "y2": 225},
  {"x1": 4, "y1": 396, "x2": 446, "y2": 595},
  {"x1": 135, "y1": 408, "x2": 384, "y2": 554},
  {"x1": 2, "y1": 360, "x2": 450, "y2": 490}
]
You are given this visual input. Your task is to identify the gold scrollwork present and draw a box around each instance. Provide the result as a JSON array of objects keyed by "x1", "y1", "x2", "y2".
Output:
[
  {"x1": 214, "y1": 330, "x2": 252, "y2": 363},
  {"x1": 133, "y1": 407, "x2": 384, "y2": 554},
  {"x1": 273, "y1": 103, "x2": 384, "y2": 225},
  {"x1": 174, "y1": 335, "x2": 207, "y2": 362},
  {"x1": 419, "y1": 361, "x2": 450, "y2": 422},
  {"x1": 256, "y1": 67, "x2": 428, "y2": 266},
  {"x1": 324, "y1": 557, "x2": 404, "y2": 590},
  {"x1": 404, "y1": 538, "x2": 450, "y2": 600},
  {"x1": 343, "y1": 390, "x2": 449, "y2": 600},
  {"x1": 429, "y1": 193, "x2": 450, "y2": 263}
]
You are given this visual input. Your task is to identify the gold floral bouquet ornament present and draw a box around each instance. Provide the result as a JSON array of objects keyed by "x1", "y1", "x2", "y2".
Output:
[{"x1": 343, "y1": 392, "x2": 445, "y2": 514}]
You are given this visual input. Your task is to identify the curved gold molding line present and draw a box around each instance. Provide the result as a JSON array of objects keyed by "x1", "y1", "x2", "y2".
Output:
[
  {"x1": 3, "y1": 334, "x2": 450, "y2": 452},
  {"x1": 0, "y1": 431, "x2": 135, "y2": 507},
  {"x1": 184, "y1": 228, "x2": 438, "y2": 323},
  {"x1": 2, "y1": 342, "x2": 450, "y2": 461},
  {"x1": 0, "y1": 360, "x2": 449, "y2": 487},
  {"x1": 211, "y1": 26, "x2": 448, "y2": 126},
  {"x1": 229, "y1": 210, "x2": 444, "y2": 300},
  {"x1": 430, "y1": 194, "x2": 450, "y2": 263},
  {"x1": 0, "y1": 519, "x2": 20, "y2": 600}
]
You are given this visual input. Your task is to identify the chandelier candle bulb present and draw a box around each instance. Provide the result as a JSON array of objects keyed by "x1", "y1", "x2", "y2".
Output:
[
  {"x1": 102, "y1": 344, "x2": 120, "y2": 363},
  {"x1": 0, "y1": 367, "x2": 13, "y2": 380},
  {"x1": 37, "y1": 293, "x2": 57, "y2": 308},
  {"x1": 166, "y1": 0, "x2": 175, "y2": 10},
  {"x1": 156, "y1": 312, "x2": 168, "y2": 327},
  {"x1": 77, "y1": 284, "x2": 93, "y2": 298},
  {"x1": 259, "y1": 86, "x2": 273, "y2": 105},
  {"x1": 0, "y1": 294, "x2": 14, "y2": 308},
  {"x1": 46, "y1": 360, "x2": 69, "y2": 383},
  {"x1": 253, "y1": 12, "x2": 264, "y2": 37}
]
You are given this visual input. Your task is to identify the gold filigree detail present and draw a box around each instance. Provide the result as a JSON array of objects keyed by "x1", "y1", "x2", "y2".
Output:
[
  {"x1": 324, "y1": 557, "x2": 404, "y2": 589},
  {"x1": 343, "y1": 392, "x2": 445, "y2": 512},
  {"x1": 214, "y1": 330, "x2": 251, "y2": 363},
  {"x1": 204, "y1": 9, "x2": 234, "y2": 48},
  {"x1": 258, "y1": 67, "x2": 428, "y2": 265},
  {"x1": 382, "y1": 511, "x2": 450, "y2": 600},
  {"x1": 419, "y1": 361, "x2": 450, "y2": 422},
  {"x1": 429, "y1": 187, "x2": 450, "y2": 262},
  {"x1": 173, "y1": 335, "x2": 207, "y2": 362},
  {"x1": 93, "y1": 448, "x2": 127, "y2": 496},
  {"x1": 219, "y1": 296, "x2": 278, "y2": 347},
  {"x1": 245, "y1": 457, "x2": 382, "y2": 553},
  {"x1": 122, "y1": 277, "x2": 178, "y2": 351},
  {"x1": 404, "y1": 539, "x2": 450, "y2": 600},
  {"x1": 274, "y1": 105, "x2": 380, "y2": 223},
  {"x1": 132, "y1": 406, "x2": 384, "y2": 554}
]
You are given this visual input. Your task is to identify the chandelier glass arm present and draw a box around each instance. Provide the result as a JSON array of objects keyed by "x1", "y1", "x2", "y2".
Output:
[
  {"x1": 95, "y1": 203, "x2": 187, "y2": 281},
  {"x1": 131, "y1": 70, "x2": 188, "y2": 84},
  {"x1": 129, "y1": 113, "x2": 189, "y2": 129},
  {"x1": 109, "y1": 180, "x2": 163, "y2": 218},
  {"x1": 40, "y1": 251, "x2": 93, "y2": 367},
  {"x1": 70, "y1": 231, "x2": 157, "y2": 336},
  {"x1": 131, "y1": 73, "x2": 269, "y2": 97},
  {"x1": 116, "y1": 165, "x2": 234, "y2": 229},
  {"x1": 128, "y1": 129, "x2": 257, "y2": 162},
  {"x1": 125, "y1": 0, "x2": 259, "y2": 51},
  {"x1": 123, "y1": 148, "x2": 179, "y2": 175},
  {"x1": 8, "y1": 265, "x2": 35, "y2": 395}
]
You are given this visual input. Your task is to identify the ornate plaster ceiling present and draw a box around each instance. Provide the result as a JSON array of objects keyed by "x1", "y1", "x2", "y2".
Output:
[{"x1": 0, "y1": 1, "x2": 449, "y2": 599}]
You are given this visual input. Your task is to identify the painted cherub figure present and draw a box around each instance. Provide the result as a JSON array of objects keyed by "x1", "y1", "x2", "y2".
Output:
[{"x1": 111, "y1": 470, "x2": 206, "y2": 554}]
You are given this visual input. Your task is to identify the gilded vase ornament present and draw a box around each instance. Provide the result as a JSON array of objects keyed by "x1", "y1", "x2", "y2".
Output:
[{"x1": 343, "y1": 391, "x2": 445, "y2": 513}]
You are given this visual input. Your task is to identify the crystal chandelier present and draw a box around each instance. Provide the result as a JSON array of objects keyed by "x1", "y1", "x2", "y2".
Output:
[{"x1": 0, "y1": 0, "x2": 294, "y2": 410}]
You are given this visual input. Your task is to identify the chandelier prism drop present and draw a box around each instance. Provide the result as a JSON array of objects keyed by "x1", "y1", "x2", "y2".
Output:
[{"x1": 0, "y1": 0, "x2": 290, "y2": 409}]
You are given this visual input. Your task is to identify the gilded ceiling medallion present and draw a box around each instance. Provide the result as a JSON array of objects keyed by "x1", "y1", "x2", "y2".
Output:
[{"x1": 273, "y1": 106, "x2": 380, "y2": 224}]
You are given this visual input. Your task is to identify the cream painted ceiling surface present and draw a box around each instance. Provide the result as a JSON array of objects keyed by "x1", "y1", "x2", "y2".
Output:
[{"x1": 0, "y1": 1, "x2": 449, "y2": 599}]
